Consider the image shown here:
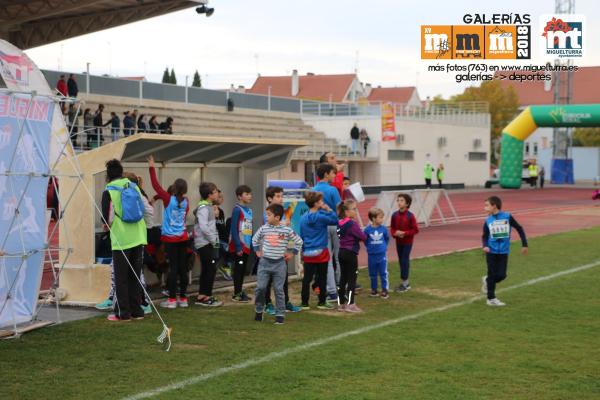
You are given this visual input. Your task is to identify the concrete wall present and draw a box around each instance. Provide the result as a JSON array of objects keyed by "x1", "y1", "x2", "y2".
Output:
[{"x1": 302, "y1": 115, "x2": 490, "y2": 186}]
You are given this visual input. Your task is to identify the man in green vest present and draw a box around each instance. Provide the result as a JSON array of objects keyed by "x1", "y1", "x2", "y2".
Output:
[
  {"x1": 424, "y1": 162, "x2": 434, "y2": 188},
  {"x1": 102, "y1": 159, "x2": 147, "y2": 321},
  {"x1": 528, "y1": 160, "x2": 538, "y2": 188}
]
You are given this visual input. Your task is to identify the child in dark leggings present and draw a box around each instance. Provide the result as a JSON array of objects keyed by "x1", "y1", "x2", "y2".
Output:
[{"x1": 148, "y1": 155, "x2": 190, "y2": 309}]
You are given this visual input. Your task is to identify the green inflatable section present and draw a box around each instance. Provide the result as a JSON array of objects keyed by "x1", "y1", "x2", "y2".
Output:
[{"x1": 499, "y1": 104, "x2": 600, "y2": 189}]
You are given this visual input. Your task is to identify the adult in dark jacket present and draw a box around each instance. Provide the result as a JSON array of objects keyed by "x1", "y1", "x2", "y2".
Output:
[
  {"x1": 159, "y1": 117, "x2": 174, "y2": 134},
  {"x1": 92, "y1": 104, "x2": 110, "y2": 146},
  {"x1": 67, "y1": 74, "x2": 79, "y2": 98},
  {"x1": 137, "y1": 114, "x2": 147, "y2": 133},
  {"x1": 148, "y1": 115, "x2": 159, "y2": 133},
  {"x1": 350, "y1": 123, "x2": 360, "y2": 155},
  {"x1": 123, "y1": 111, "x2": 135, "y2": 137}
]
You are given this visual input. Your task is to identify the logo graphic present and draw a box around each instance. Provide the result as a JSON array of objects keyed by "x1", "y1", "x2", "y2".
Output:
[
  {"x1": 421, "y1": 25, "x2": 530, "y2": 59},
  {"x1": 539, "y1": 14, "x2": 585, "y2": 58},
  {"x1": 0, "y1": 51, "x2": 32, "y2": 85},
  {"x1": 369, "y1": 231, "x2": 384, "y2": 245}
]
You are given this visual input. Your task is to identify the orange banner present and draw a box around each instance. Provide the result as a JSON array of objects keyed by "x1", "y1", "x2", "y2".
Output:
[{"x1": 381, "y1": 102, "x2": 396, "y2": 141}]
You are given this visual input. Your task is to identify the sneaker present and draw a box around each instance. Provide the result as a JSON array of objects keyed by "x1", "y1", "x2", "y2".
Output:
[
  {"x1": 95, "y1": 298, "x2": 113, "y2": 310},
  {"x1": 301, "y1": 304, "x2": 310, "y2": 310},
  {"x1": 232, "y1": 293, "x2": 250, "y2": 303},
  {"x1": 369, "y1": 290, "x2": 379, "y2": 298},
  {"x1": 177, "y1": 297, "x2": 189, "y2": 308},
  {"x1": 219, "y1": 265, "x2": 233, "y2": 281},
  {"x1": 274, "y1": 316, "x2": 285, "y2": 325},
  {"x1": 197, "y1": 296, "x2": 224, "y2": 307},
  {"x1": 337, "y1": 304, "x2": 347, "y2": 312},
  {"x1": 380, "y1": 291, "x2": 389, "y2": 299},
  {"x1": 285, "y1": 302, "x2": 302, "y2": 313},
  {"x1": 486, "y1": 298, "x2": 506, "y2": 307},
  {"x1": 255, "y1": 312, "x2": 263, "y2": 322},
  {"x1": 240, "y1": 292, "x2": 252, "y2": 302},
  {"x1": 107, "y1": 314, "x2": 130, "y2": 322},
  {"x1": 345, "y1": 304, "x2": 363, "y2": 313},
  {"x1": 317, "y1": 302, "x2": 335, "y2": 310},
  {"x1": 265, "y1": 303, "x2": 276, "y2": 315},
  {"x1": 394, "y1": 284, "x2": 411, "y2": 293},
  {"x1": 481, "y1": 276, "x2": 488, "y2": 294},
  {"x1": 142, "y1": 304, "x2": 153, "y2": 314},
  {"x1": 326, "y1": 294, "x2": 339, "y2": 304},
  {"x1": 160, "y1": 298, "x2": 177, "y2": 309}
]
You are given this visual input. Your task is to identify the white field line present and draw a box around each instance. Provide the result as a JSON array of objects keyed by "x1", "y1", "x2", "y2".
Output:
[{"x1": 123, "y1": 259, "x2": 600, "y2": 400}]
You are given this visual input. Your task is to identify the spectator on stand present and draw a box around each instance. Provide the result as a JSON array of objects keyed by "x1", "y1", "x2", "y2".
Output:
[
  {"x1": 350, "y1": 123, "x2": 360, "y2": 155},
  {"x1": 137, "y1": 114, "x2": 147, "y2": 133},
  {"x1": 131, "y1": 109, "x2": 139, "y2": 133},
  {"x1": 92, "y1": 104, "x2": 110, "y2": 147},
  {"x1": 83, "y1": 108, "x2": 94, "y2": 148},
  {"x1": 148, "y1": 115, "x2": 159, "y2": 133},
  {"x1": 56, "y1": 75, "x2": 68, "y2": 97},
  {"x1": 360, "y1": 128, "x2": 370, "y2": 158},
  {"x1": 123, "y1": 111, "x2": 135, "y2": 137},
  {"x1": 67, "y1": 74, "x2": 79, "y2": 98},
  {"x1": 109, "y1": 112, "x2": 121, "y2": 142},
  {"x1": 159, "y1": 117, "x2": 174, "y2": 134}
]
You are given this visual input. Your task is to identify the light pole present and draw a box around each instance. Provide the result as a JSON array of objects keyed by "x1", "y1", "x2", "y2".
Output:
[{"x1": 86, "y1": 62, "x2": 90, "y2": 95}]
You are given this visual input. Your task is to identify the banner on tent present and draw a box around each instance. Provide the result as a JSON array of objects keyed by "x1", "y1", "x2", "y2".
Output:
[{"x1": 0, "y1": 93, "x2": 53, "y2": 328}]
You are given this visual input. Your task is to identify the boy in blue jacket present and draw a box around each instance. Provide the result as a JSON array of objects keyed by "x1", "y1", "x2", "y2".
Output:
[
  {"x1": 482, "y1": 196, "x2": 528, "y2": 307},
  {"x1": 299, "y1": 191, "x2": 339, "y2": 310},
  {"x1": 364, "y1": 207, "x2": 390, "y2": 299}
]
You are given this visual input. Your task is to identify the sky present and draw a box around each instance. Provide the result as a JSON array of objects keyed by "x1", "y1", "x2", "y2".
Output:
[{"x1": 24, "y1": 0, "x2": 600, "y2": 99}]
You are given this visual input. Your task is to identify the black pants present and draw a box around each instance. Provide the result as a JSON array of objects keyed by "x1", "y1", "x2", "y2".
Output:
[
  {"x1": 197, "y1": 245, "x2": 217, "y2": 297},
  {"x1": 266, "y1": 272, "x2": 290, "y2": 304},
  {"x1": 112, "y1": 245, "x2": 144, "y2": 320},
  {"x1": 165, "y1": 241, "x2": 189, "y2": 299},
  {"x1": 338, "y1": 249, "x2": 358, "y2": 304},
  {"x1": 486, "y1": 253, "x2": 508, "y2": 300},
  {"x1": 437, "y1": 179, "x2": 442, "y2": 189},
  {"x1": 302, "y1": 262, "x2": 328, "y2": 305},
  {"x1": 540, "y1": 177, "x2": 545, "y2": 189},
  {"x1": 425, "y1": 178, "x2": 432, "y2": 188},
  {"x1": 232, "y1": 252, "x2": 249, "y2": 295}
]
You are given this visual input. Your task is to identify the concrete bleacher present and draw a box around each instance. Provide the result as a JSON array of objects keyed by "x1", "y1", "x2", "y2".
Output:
[{"x1": 74, "y1": 93, "x2": 350, "y2": 158}]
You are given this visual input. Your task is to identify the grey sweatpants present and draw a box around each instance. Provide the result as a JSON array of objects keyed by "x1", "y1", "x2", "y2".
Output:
[
  {"x1": 326, "y1": 225, "x2": 341, "y2": 296},
  {"x1": 255, "y1": 257, "x2": 287, "y2": 317}
]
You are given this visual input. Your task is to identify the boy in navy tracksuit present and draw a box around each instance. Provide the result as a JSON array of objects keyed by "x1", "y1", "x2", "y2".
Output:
[
  {"x1": 482, "y1": 196, "x2": 528, "y2": 306},
  {"x1": 299, "y1": 191, "x2": 339, "y2": 310},
  {"x1": 364, "y1": 207, "x2": 390, "y2": 299}
]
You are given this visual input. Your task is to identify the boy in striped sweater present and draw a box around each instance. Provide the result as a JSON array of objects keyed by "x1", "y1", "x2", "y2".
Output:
[{"x1": 252, "y1": 204, "x2": 303, "y2": 324}]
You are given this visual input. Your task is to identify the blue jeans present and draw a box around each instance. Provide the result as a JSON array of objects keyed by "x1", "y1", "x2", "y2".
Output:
[
  {"x1": 395, "y1": 243, "x2": 413, "y2": 281},
  {"x1": 367, "y1": 254, "x2": 388, "y2": 291}
]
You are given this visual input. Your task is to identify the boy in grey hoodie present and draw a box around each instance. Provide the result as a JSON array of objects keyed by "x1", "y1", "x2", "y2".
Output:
[{"x1": 194, "y1": 182, "x2": 222, "y2": 307}]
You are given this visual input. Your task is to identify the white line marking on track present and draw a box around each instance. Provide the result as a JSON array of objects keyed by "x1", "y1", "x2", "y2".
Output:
[{"x1": 123, "y1": 260, "x2": 600, "y2": 400}]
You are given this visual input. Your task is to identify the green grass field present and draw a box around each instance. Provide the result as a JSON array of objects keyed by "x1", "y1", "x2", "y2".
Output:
[{"x1": 2, "y1": 227, "x2": 600, "y2": 400}]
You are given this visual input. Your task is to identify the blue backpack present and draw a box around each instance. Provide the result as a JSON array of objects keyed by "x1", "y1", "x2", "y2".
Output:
[{"x1": 107, "y1": 182, "x2": 145, "y2": 223}]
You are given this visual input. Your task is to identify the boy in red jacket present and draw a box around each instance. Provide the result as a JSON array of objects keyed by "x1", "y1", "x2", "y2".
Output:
[{"x1": 390, "y1": 193, "x2": 419, "y2": 292}]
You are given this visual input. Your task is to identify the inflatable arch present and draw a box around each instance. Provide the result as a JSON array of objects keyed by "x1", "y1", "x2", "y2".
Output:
[{"x1": 499, "y1": 104, "x2": 600, "y2": 188}]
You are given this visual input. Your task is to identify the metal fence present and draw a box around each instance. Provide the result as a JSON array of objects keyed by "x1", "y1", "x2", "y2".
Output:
[{"x1": 42, "y1": 69, "x2": 490, "y2": 125}]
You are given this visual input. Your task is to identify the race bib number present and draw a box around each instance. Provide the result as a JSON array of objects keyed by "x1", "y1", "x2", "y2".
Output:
[{"x1": 489, "y1": 219, "x2": 510, "y2": 239}]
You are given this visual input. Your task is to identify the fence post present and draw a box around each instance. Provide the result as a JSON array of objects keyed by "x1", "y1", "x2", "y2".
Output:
[
  {"x1": 268, "y1": 86, "x2": 271, "y2": 112},
  {"x1": 300, "y1": 99, "x2": 303, "y2": 116},
  {"x1": 185, "y1": 75, "x2": 189, "y2": 104},
  {"x1": 138, "y1": 80, "x2": 143, "y2": 106}
]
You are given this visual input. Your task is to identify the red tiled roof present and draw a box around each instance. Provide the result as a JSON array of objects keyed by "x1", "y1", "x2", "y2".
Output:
[
  {"x1": 495, "y1": 66, "x2": 600, "y2": 106},
  {"x1": 247, "y1": 74, "x2": 356, "y2": 102},
  {"x1": 367, "y1": 86, "x2": 416, "y2": 104}
]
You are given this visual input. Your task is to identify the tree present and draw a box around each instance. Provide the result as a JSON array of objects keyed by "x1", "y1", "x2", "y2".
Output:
[
  {"x1": 161, "y1": 67, "x2": 170, "y2": 84},
  {"x1": 170, "y1": 68, "x2": 177, "y2": 85},
  {"x1": 573, "y1": 127, "x2": 600, "y2": 147},
  {"x1": 192, "y1": 70, "x2": 202, "y2": 88},
  {"x1": 451, "y1": 80, "x2": 519, "y2": 165}
]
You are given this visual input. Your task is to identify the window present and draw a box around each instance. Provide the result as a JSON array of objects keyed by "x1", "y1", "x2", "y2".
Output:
[
  {"x1": 524, "y1": 142, "x2": 530, "y2": 155},
  {"x1": 388, "y1": 150, "x2": 414, "y2": 161},
  {"x1": 468, "y1": 152, "x2": 487, "y2": 161},
  {"x1": 533, "y1": 142, "x2": 538, "y2": 156},
  {"x1": 291, "y1": 161, "x2": 298, "y2": 173}
]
